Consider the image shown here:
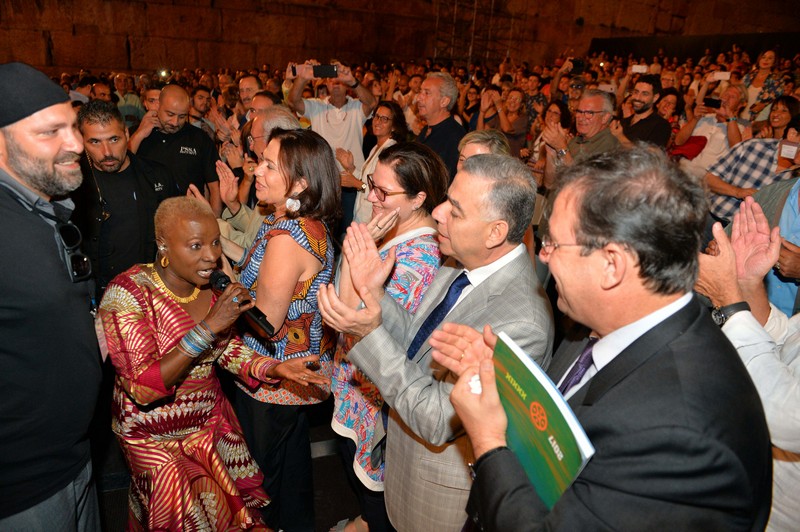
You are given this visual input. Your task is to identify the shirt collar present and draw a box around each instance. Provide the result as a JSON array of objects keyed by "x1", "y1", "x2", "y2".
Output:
[
  {"x1": 463, "y1": 244, "x2": 526, "y2": 288},
  {"x1": 0, "y1": 167, "x2": 75, "y2": 224},
  {"x1": 592, "y1": 292, "x2": 693, "y2": 373}
]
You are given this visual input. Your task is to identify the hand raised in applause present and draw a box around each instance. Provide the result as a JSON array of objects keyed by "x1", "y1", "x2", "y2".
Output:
[
  {"x1": 319, "y1": 280, "x2": 383, "y2": 339},
  {"x1": 344, "y1": 223, "x2": 396, "y2": 302},
  {"x1": 731, "y1": 196, "x2": 781, "y2": 282},
  {"x1": 215, "y1": 160, "x2": 241, "y2": 212},
  {"x1": 430, "y1": 323, "x2": 497, "y2": 378},
  {"x1": 542, "y1": 121, "x2": 569, "y2": 152}
]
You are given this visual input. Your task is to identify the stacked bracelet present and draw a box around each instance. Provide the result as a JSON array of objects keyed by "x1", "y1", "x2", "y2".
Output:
[{"x1": 178, "y1": 321, "x2": 218, "y2": 359}]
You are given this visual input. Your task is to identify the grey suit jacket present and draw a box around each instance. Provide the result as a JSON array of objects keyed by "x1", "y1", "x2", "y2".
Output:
[{"x1": 348, "y1": 249, "x2": 554, "y2": 531}]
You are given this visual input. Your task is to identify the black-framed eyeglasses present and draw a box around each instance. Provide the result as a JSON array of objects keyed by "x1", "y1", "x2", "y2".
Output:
[
  {"x1": 540, "y1": 236, "x2": 583, "y2": 255},
  {"x1": 366, "y1": 175, "x2": 407, "y2": 202},
  {"x1": 574, "y1": 109, "x2": 605, "y2": 117},
  {"x1": 56, "y1": 221, "x2": 92, "y2": 283},
  {"x1": 372, "y1": 114, "x2": 392, "y2": 124}
]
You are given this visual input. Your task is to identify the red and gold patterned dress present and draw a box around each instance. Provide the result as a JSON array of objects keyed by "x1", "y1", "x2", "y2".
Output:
[{"x1": 100, "y1": 264, "x2": 270, "y2": 531}]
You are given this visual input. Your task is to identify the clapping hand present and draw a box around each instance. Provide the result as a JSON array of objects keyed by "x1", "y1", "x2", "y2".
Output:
[
  {"x1": 778, "y1": 239, "x2": 800, "y2": 279},
  {"x1": 215, "y1": 160, "x2": 241, "y2": 211},
  {"x1": 344, "y1": 223, "x2": 396, "y2": 301},
  {"x1": 430, "y1": 323, "x2": 497, "y2": 378},
  {"x1": 730, "y1": 196, "x2": 781, "y2": 282}
]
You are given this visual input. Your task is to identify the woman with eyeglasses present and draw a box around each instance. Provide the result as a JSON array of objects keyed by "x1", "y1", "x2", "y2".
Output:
[
  {"x1": 527, "y1": 100, "x2": 572, "y2": 187},
  {"x1": 337, "y1": 101, "x2": 409, "y2": 224},
  {"x1": 330, "y1": 142, "x2": 448, "y2": 532},
  {"x1": 99, "y1": 196, "x2": 326, "y2": 530}
]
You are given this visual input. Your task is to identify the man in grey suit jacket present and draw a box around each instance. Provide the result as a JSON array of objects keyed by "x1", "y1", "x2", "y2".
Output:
[
  {"x1": 435, "y1": 146, "x2": 772, "y2": 531},
  {"x1": 320, "y1": 154, "x2": 554, "y2": 531}
]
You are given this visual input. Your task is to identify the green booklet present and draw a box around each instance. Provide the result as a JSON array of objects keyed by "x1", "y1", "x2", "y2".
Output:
[{"x1": 493, "y1": 331, "x2": 595, "y2": 509}]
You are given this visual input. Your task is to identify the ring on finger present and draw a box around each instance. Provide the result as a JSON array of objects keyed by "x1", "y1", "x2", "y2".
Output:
[{"x1": 232, "y1": 296, "x2": 239, "y2": 303}]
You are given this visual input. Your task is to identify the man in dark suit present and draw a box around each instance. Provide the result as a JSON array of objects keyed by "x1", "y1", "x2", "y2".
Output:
[
  {"x1": 433, "y1": 145, "x2": 772, "y2": 530},
  {"x1": 320, "y1": 154, "x2": 553, "y2": 530}
]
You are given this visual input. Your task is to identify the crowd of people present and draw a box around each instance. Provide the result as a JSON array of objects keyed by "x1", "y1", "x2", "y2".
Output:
[{"x1": 1, "y1": 40, "x2": 799, "y2": 532}]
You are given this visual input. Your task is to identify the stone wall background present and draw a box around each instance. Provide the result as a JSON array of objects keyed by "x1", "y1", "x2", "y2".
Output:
[{"x1": 1, "y1": 0, "x2": 798, "y2": 74}]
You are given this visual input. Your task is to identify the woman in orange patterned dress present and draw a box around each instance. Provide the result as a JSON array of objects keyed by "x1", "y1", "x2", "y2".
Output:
[{"x1": 99, "y1": 196, "x2": 326, "y2": 531}]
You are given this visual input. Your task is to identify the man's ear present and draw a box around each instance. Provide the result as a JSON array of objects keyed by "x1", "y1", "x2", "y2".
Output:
[
  {"x1": 485, "y1": 219, "x2": 510, "y2": 250},
  {"x1": 598, "y1": 242, "x2": 630, "y2": 290}
]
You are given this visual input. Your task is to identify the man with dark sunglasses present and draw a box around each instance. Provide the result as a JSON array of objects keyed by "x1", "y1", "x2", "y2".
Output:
[{"x1": 0, "y1": 62, "x2": 102, "y2": 531}]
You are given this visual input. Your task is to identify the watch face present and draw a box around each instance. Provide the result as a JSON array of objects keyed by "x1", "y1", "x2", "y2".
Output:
[{"x1": 711, "y1": 308, "x2": 725, "y2": 326}]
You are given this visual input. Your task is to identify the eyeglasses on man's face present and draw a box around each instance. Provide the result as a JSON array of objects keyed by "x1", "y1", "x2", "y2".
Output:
[
  {"x1": 574, "y1": 109, "x2": 605, "y2": 118},
  {"x1": 539, "y1": 236, "x2": 584, "y2": 256}
]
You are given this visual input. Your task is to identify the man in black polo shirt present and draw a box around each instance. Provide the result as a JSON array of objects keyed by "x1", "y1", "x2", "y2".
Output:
[
  {"x1": 71, "y1": 99, "x2": 178, "y2": 298},
  {"x1": 0, "y1": 61, "x2": 102, "y2": 530},
  {"x1": 416, "y1": 72, "x2": 465, "y2": 179},
  {"x1": 131, "y1": 84, "x2": 221, "y2": 214},
  {"x1": 612, "y1": 74, "x2": 671, "y2": 148}
]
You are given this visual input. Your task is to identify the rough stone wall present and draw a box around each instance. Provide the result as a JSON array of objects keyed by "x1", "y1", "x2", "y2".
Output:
[{"x1": 1, "y1": 0, "x2": 798, "y2": 74}]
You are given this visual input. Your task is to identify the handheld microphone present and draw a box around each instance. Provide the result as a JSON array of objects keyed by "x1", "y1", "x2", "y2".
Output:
[{"x1": 210, "y1": 271, "x2": 275, "y2": 338}]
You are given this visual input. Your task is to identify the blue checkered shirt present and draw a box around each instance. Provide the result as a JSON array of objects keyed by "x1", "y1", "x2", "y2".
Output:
[{"x1": 707, "y1": 138, "x2": 785, "y2": 221}]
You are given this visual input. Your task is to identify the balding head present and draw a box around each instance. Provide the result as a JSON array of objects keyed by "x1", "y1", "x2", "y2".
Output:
[{"x1": 157, "y1": 85, "x2": 190, "y2": 134}]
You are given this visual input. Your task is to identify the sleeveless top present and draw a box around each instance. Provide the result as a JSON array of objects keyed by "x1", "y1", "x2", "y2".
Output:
[{"x1": 237, "y1": 214, "x2": 336, "y2": 405}]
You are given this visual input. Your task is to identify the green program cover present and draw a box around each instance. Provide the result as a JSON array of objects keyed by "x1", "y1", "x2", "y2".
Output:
[{"x1": 493, "y1": 332, "x2": 595, "y2": 509}]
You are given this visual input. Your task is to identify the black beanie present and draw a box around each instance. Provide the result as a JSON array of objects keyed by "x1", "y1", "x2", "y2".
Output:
[{"x1": 0, "y1": 62, "x2": 70, "y2": 128}]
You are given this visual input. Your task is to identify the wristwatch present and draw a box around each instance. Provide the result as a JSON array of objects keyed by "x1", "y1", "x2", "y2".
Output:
[
  {"x1": 711, "y1": 301, "x2": 750, "y2": 326},
  {"x1": 361, "y1": 182, "x2": 368, "y2": 192},
  {"x1": 349, "y1": 79, "x2": 360, "y2": 89}
]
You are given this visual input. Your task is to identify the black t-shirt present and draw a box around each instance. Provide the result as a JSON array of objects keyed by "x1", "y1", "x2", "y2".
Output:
[
  {"x1": 622, "y1": 112, "x2": 671, "y2": 148},
  {"x1": 96, "y1": 165, "x2": 141, "y2": 289},
  {"x1": 137, "y1": 124, "x2": 219, "y2": 193},
  {"x1": 418, "y1": 115, "x2": 466, "y2": 180}
]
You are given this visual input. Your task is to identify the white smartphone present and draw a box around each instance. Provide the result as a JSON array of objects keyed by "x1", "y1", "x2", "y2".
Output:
[
  {"x1": 713, "y1": 71, "x2": 731, "y2": 81},
  {"x1": 632, "y1": 65, "x2": 648, "y2": 74}
]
